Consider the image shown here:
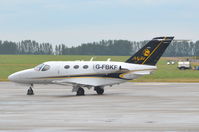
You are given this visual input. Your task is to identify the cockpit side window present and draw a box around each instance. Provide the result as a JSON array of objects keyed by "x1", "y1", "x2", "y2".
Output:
[
  {"x1": 41, "y1": 65, "x2": 50, "y2": 71},
  {"x1": 34, "y1": 64, "x2": 44, "y2": 71}
]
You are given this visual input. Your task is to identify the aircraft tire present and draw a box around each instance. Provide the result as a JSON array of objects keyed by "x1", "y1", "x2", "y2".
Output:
[
  {"x1": 76, "y1": 87, "x2": 85, "y2": 96},
  {"x1": 27, "y1": 87, "x2": 34, "y2": 95},
  {"x1": 95, "y1": 87, "x2": 104, "y2": 95}
]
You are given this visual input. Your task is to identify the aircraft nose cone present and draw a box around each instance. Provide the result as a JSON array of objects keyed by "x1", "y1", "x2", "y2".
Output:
[
  {"x1": 8, "y1": 73, "x2": 17, "y2": 82},
  {"x1": 8, "y1": 69, "x2": 34, "y2": 83}
]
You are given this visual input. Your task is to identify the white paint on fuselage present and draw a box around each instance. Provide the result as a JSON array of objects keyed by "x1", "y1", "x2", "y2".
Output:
[{"x1": 8, "y1": 61, "x2": 156, "y2": 87}]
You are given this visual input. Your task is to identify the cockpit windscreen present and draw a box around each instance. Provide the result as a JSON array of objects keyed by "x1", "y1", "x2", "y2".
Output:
[
  {"x1": 34, "y1": 64, "x2": 50, "y2": 71},
  {"x1": 34, "y1": 64, "x2": 44, "y2": 71}
]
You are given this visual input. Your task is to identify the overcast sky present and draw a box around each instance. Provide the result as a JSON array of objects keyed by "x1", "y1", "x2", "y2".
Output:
[{"x1": 0, "y1": 0, "x2": 198, "y2": 46}]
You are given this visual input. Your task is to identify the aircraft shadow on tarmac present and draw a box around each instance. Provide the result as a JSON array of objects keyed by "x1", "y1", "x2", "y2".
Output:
[{"x1": 22, "y1": 92, "x2": 121, "y2": 98}]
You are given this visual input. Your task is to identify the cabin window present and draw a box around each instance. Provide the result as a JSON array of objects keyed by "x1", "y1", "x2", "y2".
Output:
[
  {"x1": 83, "y1": 65, "x2": 89, "y2": 69},
  {"x1": 41, "y1": 65, "x2": 50, "y2": 71},
  {"x1": 74, "y1": 65, "x2": 79, "y2": 69},
  {"x1": 64, "y1": 65, "x2": 70, "y2": 69}
]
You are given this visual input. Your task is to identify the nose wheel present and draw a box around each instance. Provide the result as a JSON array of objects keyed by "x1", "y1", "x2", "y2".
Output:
[{"x1": 27, "y1": 84, "x2": 34, "y2": 95}]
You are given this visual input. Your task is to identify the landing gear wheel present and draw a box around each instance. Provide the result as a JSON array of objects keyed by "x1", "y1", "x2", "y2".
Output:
[
  {"x1": 94, "y1": 87, "x2": 104, "y2": 95},
  {"x1": 27, "y1": 87, "x2": 34, "y2": 95},
  {"x1": 76, "y1": 87, "x2": 85, "y2": 96}
]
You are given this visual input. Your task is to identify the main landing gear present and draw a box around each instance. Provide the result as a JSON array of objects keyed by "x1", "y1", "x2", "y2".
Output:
[
  {"x1": 73, "y1": 86, "x2": 85, "y2": 96},
  {"x1": 76, "y1": 87, "x2": 85, "y2": 96},
  {"x1": 27, "y1": 84, "x2": 34, "y2": 95},
  {"x1": 94, "y1": 86, "x2": 104, "y2": 95},
  {"x1": 73, "y1": 86, "x2": 104, "y2": 96}
]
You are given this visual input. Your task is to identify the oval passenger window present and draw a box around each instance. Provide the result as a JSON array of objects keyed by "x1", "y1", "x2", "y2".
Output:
[
  {"x1": 74, "y1": 65, "x2": 79, "y2": 69},
  {"x1": 64, "y1": 65, "x2": 70, "y2": 69},
  {"x1": 83, "y1": 65, "x2": 89, "y2": 69}
]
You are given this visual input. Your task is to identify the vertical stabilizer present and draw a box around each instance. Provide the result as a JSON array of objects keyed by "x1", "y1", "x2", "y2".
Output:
[{"x1": 126, "y1": 37, "x2": 174, "y2": 65}]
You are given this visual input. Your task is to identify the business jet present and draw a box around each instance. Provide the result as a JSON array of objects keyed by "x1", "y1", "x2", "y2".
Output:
[{"x1": 8, "y1": 37, "x2": 174, "y2": 96}]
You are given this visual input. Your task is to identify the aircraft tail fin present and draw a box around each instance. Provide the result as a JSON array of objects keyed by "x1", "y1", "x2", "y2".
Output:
[{"x1": 125, "y1": 37, "x2": 174, "y2": 66}]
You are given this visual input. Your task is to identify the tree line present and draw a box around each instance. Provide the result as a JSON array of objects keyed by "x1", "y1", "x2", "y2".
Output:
[
  {"x1": 0, "y1": 40, "x2": 53, "y2": 55},
  {"x1": 0, "y1": 39, "x2": 199, "y2": 57}
]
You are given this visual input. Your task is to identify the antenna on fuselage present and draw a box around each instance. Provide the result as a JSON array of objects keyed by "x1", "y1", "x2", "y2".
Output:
[
  {"x1": 90, "y1": 57, "x2": 94, "y2": 61},
  {"x1": 107, "y1": 58, "x2": 111, "y2": 61}
]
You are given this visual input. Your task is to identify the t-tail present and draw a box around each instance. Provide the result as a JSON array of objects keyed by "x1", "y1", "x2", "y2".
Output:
[{"x1": 126, "y1": 36, "x2": 174, "y2": 66}]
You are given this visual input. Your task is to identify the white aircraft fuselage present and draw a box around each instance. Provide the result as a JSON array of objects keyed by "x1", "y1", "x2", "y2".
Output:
[{"x1": 8, "y1": 61, "x2": 156, "y2": 86}]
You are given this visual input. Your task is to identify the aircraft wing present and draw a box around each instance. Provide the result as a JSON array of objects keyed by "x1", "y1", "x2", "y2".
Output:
[{"x1": 52, "y1": 77, "x2": 122, "y2": 87}]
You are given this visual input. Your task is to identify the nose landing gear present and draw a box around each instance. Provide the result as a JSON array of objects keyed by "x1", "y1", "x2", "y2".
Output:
[{"x1": 27, "y1": 84, "x2": 34, "y2": 95}]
